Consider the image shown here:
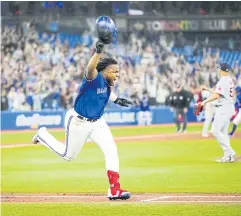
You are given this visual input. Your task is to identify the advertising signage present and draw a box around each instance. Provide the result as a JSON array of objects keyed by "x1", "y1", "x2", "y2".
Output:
[{"x1": 130, "y1": 19, "x2": 241, "y2": 32}]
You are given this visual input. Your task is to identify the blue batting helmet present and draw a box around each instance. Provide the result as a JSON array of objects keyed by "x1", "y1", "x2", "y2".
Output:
[
  {"x1": 235, "y1": 86, "x2": 241, "y2": 93},
  {"x1": 96, "y1": 16, "x2": 117, "y2": 44}
]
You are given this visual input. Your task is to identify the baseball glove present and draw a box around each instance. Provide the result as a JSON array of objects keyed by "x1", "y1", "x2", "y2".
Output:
[
  {"x1": 193, "y1": 102, "x2": 204, "y2": 116},
  {"x1": 114, "y1": 98, "x2": 133, "y2": 107}
]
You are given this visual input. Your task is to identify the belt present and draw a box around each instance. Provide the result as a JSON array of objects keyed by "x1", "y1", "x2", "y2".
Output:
[
  {"x1": 77, "y1": 115, "x2": 98, "y2": 122},
  {"x1": 215, "y1": 105, "x2": 222, "y2": 108}
]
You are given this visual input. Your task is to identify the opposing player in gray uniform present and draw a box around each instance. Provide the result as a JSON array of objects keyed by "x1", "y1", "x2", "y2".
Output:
[{"x1": 200, "y1": 63, "x2": 236, "y2": 163}]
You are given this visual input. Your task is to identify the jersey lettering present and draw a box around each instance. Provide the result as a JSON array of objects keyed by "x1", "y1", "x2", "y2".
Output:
[
  {"x1": 215, "y1": 76, "x2": 234, "y2": 105},
  {"x1": 97, "y1": 87, "x2": 107, "y2": 94},
  {"x1": 74, "y1": 73, "x2": 110, "y2": 119}
]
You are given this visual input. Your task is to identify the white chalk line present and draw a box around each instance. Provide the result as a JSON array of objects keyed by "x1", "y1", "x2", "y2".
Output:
[
  {"x1": 141, "y1": 195, "x2": 241, "y2": 202},
  {"x1": 144, "y1": 201, "x2": 241, "y2": 203},
  {"x1": 141, "y1": 196, "x2": 170, "y2": 202}
]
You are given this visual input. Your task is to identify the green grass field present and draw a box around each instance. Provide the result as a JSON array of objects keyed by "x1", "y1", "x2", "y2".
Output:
[
  {"x1": 2, "y1": 139, "x2": 241, "y2": 193},
  {"x1": 2, "y1": 203, "x2": 241, "y2": 216},
  {"x1": 1, "y1": 124, "x2": 241, "y2": 216}
]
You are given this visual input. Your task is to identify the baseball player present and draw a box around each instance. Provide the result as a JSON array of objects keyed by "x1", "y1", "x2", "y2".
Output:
[
  {"x1": 201, "y1": 88, "x2": 216, "y2": 137},
  {"x1": 137, "y1": 90, "x2": 152, "y2": 125},
  {"x1": 229, "y1": 86, "x2": 241, "y2": 137},
  {"x1": 32, "y1": 18, "x2": 133, "y2": 200},
  {"x1": 200, "y1": 63, "x2": 236, "y2": 163}
]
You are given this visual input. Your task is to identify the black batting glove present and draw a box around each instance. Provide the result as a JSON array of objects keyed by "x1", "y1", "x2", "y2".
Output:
[
  {"x1": 95, "y1": 40, "x2": 104, "y2": 54},
  {"x1": 114, "y1": 98, "x2": 133, "y2": 107}
]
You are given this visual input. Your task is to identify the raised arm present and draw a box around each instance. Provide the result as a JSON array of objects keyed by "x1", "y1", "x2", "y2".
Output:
[{"x1": 85, "y1": 41, "x2": 104, "y2": 80}]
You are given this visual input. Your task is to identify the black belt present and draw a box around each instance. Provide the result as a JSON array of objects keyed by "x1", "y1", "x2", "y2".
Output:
[
  {"x1": 77, "y1": 115, "x2": 98, "y2": 122},
  {"x1": 215, "y1": 105, "x2": 222, "y2": 108}
]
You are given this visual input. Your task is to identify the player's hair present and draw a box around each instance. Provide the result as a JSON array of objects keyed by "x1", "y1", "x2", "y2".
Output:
[{"x1": 96, "y1": 57, "x2": 118, "y2": 72}]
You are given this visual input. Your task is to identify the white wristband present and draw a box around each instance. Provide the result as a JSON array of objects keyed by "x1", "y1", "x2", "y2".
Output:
[{"x1": 110, "y1": 91, "x2": 118, "y2": 102}]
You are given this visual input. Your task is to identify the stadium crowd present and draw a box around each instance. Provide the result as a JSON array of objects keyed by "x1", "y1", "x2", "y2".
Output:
[
  {"x1": 1, "y1": 23, "x2": 241, "y2": 111},
  {"x1": 2, "y1": 2, "x2": 241, "y2": 17}
]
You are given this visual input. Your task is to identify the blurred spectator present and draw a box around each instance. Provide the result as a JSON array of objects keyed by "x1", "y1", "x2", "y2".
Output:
[
  {"x1": 156, "y1": 84, "x2": 170, "y2": 105},
  {"x1": 136, "y1": 90, "x2": 152, "y2": 125},
  {"x1": 2, "y1": 2, "x2": 241, "y2": 17},
  {"x1": 228, "y1": 38, "x2": 235, "y2": 51},
  {"x1": 1, "y1": 89, "x2": 9, "y2": 111},
  {"x1": 1, "y1": 17, "x2": 241, "y2": 112},
  {"x1": 13, "y1": 88, "x2": 26, "y2": 111},
  {"x1": 145, "y1": 69, "x2": 158, "y2": 105}
]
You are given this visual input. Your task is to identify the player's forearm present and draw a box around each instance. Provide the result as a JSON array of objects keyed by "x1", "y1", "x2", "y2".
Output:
[
  {"x1": 203, "y1": 93, "x2": 220, "y2": 105},
  {"x1": 86, "y1": 53, "x2": 101, "y2": 79},
  {"x1": 87, "y1": 53, "x2": 101, "y2": 72},
  {"x1": 110, "y1": 91, "x2": 118, "y2": 102},
  {"x1": 86, "y1": 41, "x2": 104, "y2": 79},
  {"x1": 110, "y1": 92, "x2": 133, "y2": 107}
]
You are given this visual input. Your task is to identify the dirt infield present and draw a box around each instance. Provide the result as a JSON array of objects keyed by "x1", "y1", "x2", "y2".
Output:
[
  {"x1": 2, "y1": 193, "x2": 241, "y2": 203},
  {"x1": 2, "y1": 131, "x2": 241, "y2": 149}
]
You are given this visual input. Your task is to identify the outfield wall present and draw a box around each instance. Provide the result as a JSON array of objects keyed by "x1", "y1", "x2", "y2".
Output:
[{"x1": 0, "y1": 107, "x2": 202, "y2": 130}]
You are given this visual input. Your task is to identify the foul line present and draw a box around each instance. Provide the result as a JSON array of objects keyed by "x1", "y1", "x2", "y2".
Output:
[
  {"x1": 145, "y1": 201, "x2": 241, "y2": 203},
  {"x1": 141, "y1": 196, "x2": 170, "y2": 202},
  {"x1": 142, "y1": 195, "x2": 241, "y2": 202}
]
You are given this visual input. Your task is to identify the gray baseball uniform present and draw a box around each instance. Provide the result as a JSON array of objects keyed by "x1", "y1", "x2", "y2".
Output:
[{"x1": 211, "y1": 76, "x2": 235, "y2": 153}]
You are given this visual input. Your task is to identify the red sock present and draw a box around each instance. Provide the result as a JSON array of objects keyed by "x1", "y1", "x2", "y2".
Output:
[{"x1": 107, "y1": 170, "x2": 120, "y2": 195}]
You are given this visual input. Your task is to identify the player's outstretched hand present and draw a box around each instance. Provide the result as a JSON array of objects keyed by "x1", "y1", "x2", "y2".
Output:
[
  {"x1": 95, "y1": 40, "x2": 104, "y2": 54},
  {"x1": 114, "y1": 98, "x2": 133, "y2": 107}
]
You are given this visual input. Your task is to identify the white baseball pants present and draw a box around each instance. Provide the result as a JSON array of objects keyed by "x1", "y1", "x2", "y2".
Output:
[
  {"x1": 37, "y1": 108, "x2": 119, "y2": 172},
  {"x1": 211, "y1": 104, "x2": 235, "y2": 153}
]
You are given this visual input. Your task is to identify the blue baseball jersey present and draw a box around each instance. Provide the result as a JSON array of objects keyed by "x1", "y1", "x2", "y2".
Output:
[
  {"x1": 140, "y1": 96, "x2": 150, "y2": 111},
  {"x1": 235, "y1": 93, "x2": 241, "y2": 110},
  {"x1": 74, "y1": 73, "x2": 111, "y2": 119}
]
